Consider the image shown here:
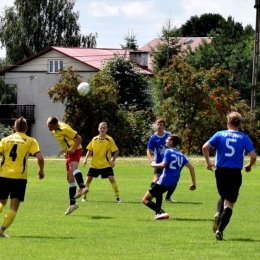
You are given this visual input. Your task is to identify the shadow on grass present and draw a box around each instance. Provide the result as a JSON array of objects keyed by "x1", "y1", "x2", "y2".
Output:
[
  {"x1": 13, "y1": 235, "x2": 74, "y2": 239},
  {"x1": 228, "y1": 238, "x2": 260, "y2": 242}
]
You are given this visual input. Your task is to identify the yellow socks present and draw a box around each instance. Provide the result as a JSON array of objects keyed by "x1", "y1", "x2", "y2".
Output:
[
  {"x1": 0, "y1": 202, "x2": 4, "y2": 214},
  {"x1": 111, "y1": 182, "x2": 119, "y2": 198},
  {"x1": 0, "y1": 209, "x2": 17, "y2": 234}
]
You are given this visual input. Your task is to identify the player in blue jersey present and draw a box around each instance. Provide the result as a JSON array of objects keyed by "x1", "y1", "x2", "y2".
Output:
[
  {"x1": 143, "y1": 134, "x2": 196, "y2": 220},
  {"x1": 147, "y1": 119, "x2": 176, "y2": 203},
  {"x1": 202, "y1": 112, "x2": 256, "y2": 241}
]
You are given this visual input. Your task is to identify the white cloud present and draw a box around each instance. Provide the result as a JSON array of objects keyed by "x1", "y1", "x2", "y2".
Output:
[
  {"x1": 119, "y1": 1, "x2": 155, "y2": 18},
  {"x1": 88, "y1": 1, "x2": 120, "y2": 17}
]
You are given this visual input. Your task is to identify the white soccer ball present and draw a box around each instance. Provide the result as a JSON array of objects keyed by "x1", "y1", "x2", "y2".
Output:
[{"x1": 77, "y1": 82, "x2": 90, "y2": 96}]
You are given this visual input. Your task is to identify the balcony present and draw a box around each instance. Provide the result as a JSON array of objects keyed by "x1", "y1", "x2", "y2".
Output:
[{"x1": 0, "y1": 105, "x2": 35, "y2": 123}]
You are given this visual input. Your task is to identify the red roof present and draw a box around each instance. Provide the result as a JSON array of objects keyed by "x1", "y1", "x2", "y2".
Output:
[
  {"x1": 0, "y1": 47, "x2": 152, "y2": 75},
  {"x1": 139, "y1": 37, "x2": 212, "y2": 52}
]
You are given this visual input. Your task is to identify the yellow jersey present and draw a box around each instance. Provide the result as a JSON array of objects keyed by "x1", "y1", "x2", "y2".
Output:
[
  {"x1": 0, "y1": 132, "x2": 41, "y2": 179},
  {"x1": 87, "y1": 135, "x2": 118, "y2": 169},
  {"x1": 52, "y1": 122, "x2": 82, "y2": 153}
]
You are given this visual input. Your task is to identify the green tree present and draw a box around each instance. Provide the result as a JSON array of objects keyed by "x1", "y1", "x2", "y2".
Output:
[
  {"x1": 187, "y1": 16, "x2": 254, "y2": 104},
  {"x1": 102, "y1": 54, "x2": 152, "y2": 111},
  {"x1": 159, "y1": 55, "x2": 259, "y2": 154},
  {"x1": 177, "y1": 13, "x2": 224, "y2": 37},
  {"x1": 48, "y1": 66, "x2": 154, "y2": 156},
  {"x1": 0, "y1": 58, "x2": 16, "y2": 103},
  {"x1": 120, "y1": 30, "x2": 138, "y2": 50},
  {"x1": 0, "y1": 0, "x2": 97, "y2": 64}
]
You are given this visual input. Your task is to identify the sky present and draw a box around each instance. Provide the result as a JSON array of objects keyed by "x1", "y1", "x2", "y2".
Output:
[{"x1": 0, "y1": 0, "x2": 256, "y2": 58}]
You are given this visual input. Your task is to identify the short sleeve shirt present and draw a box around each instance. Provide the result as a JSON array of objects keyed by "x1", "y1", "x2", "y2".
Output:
[
  {"x1": 52, "y1": 122, "x2": 82, "y2": 153},
  {"x1": 87, "y1": 135, "x2": 118, "y2": 169},
  {"x1": 0, "y1": 132, "x2": 40, "y2": 179}
]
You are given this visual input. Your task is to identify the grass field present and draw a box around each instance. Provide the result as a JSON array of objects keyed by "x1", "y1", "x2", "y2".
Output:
[{"x1": 1, "y1": 157, "x2": 260, "y2": 260}]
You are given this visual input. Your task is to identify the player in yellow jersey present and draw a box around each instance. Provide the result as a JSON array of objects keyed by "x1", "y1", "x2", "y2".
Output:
[
  {"x1": 82, "y1": 122, "x2": 121, "y2": 202},
  {"x1": 47, "y1": 116, "x2": 88, "y2": 215},
  {"x1": 0, "y1": 117, "x2": 44, "y2": 238}
]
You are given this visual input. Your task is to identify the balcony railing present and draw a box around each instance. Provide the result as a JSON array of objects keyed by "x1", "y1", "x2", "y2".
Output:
[{"x1": 0, "y1": 105, "x2": 35, "y2": 123}]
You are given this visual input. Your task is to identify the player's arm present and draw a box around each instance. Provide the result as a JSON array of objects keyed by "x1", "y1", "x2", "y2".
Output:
[
  {"x1": 150, "y1": 161, "x2": 167, "y2": 169},
  {"x1": 83, "y1": 149, "x2": 92, "y2": 167},
  {"x1": 202, "y1": 142, "x2": 214, "y2": 171},
  {"x1": 147, "y1": 149, "x2": 154, "y2": 163},
  {"x1": 244, "y1": 150, "x2": 257, "y2": 172},
  {"x1": 185, "y1": 163, "x2": 196, "y2": 190},
  {"x1": 34, "y1": 151, "x2": 44, "y2": 180},
  {"x1": 110, "y1": 150, "x2": 119, "y2": 168},
  {"x1": 68, "y1": 133, "x2": 82, "y2": 154}
]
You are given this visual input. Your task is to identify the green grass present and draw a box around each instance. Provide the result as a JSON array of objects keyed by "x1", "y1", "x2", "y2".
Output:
[{"x1": 1, "y1": 157, "x2": 260, "y2": 260}]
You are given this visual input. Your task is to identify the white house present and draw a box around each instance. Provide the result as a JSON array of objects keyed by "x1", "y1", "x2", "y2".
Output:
[{"x1": 0, "y1": 47, "x2": 151, "y2": 156}]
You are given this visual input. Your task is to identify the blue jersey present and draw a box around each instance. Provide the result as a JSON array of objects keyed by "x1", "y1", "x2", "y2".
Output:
[
  {"x1": 208, "y1": 130, "x2": 255, "y2": 169},
  {"x1": 147, "y1": 131, "x2": 171, "y2": 163},
  {"x1": 157, "y1": 148, "x2": 189, "y2": 188}
]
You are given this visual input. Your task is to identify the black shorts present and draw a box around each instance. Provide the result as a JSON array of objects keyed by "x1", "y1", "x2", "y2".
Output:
[
  {"x1": 215, "y1": 167, "x2": 242, "y2": 203},
  {"x1": 149, "y1": 183, "x2": 172, "y2": 197},
  {"x1": 154, "y1": 168, "x2": 163, "y2": 175},
  {"x1": 0, "y1": 177, "x2": 27, "y2": 201},
  {"x1": 87, "y1": 167, "x2": 114, "y2": 179}
]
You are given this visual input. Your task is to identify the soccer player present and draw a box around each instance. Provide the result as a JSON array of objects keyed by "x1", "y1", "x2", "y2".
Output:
[
  {"x1": 143, "y1": 134, "x2": 196, "y2": 220},
  {"x1": 81, "y1": 122, "x2": 121, "y2": 202},
  {"x1": 202, "y1": 112, "x2": 256, "y2": 241},
  {"x1": 47, "y1": 116, "x2": 88, "y2": 215},
  {"x1": 0, "y1": 117, "x2": 45, "y2": 238},
  {"x1": 147, "y1": 118, "x2": 176, "y2": 203}
]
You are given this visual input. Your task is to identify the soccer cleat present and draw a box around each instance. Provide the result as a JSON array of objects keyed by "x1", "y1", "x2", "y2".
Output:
[
  {"x1": 215, "y1": 230, "x2": 223, "y2": 241},
  {"x1": 74, "y1": 187, "x2": 89, "y2": 199},
  {"x1": 164, "y1": 198, "x2": 177, "y2": 203},
  {"x1": 64, "y1": 203, "x2": 79, "y2": 215},
  {"x1": 116, "y1": 198, "x2": 122, "y2": 203},
  {"x1": 81, "y1": 197, "x2": 87, "y2": 202},
  {"x1": 0, "y1": 233, "x2": 9, "y2": 238},
  {"x1": 213, "y1": 213, "x2": 220, "y2": 233},
  {"x1": 154, "y1": 212, "x2": 169, "y2": 220}
]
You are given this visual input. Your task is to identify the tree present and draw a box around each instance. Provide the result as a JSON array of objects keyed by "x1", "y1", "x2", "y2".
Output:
[
  {"x1": 158, "y1": 55, "x2": 259, "y2": 154},
  {"x1": 0, "y1": 59, "x2": 16, "y2": 103},
  {"x1": 101, "y1": 54, "x2": 152, "y2": 111},
  {"x1": 187, "y1": 16, "x2": 254, "y2": 104},
  {"x1": 120, "y1": 30, "x2": 138, "y2": 50},
  {"x1": 0, "y1": 0, "x2": 97, "y2": 64},
  {"x1": 47, "y1": 66, "x2": 154, "y2": 156},
  {"x1": 177, "y1": 13, "x2": 224, "y2": 37}
]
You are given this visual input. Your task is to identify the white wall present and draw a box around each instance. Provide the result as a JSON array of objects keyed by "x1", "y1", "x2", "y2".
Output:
[{"x1": 4, "y1": 50, "x2": 97, "y2": 156}]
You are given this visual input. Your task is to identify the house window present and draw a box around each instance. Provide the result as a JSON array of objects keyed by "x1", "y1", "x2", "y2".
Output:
[{"x1": 48, "y1": 60, "x2": 63, "y2": 73}]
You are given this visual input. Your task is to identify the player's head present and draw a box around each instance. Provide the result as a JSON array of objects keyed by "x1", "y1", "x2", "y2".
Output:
[
  {"x1": 155, "y1": 118, "x2": 166, "y2": 132},
  {"x1": 166, "y1": 134, "x2": 180, "y2": 148},
  {"x1": 14, "y1": 117, "x2": 28, "y2": 133},
  {"x1": 47, "y1": 116, "x2": 59, "y2": 131},
  {"x1": 98, "y1": 122, "x2": 108, "y2": 135},
  {"x1": 227, "y1": 112, "x2": 242, "y2": 128}
]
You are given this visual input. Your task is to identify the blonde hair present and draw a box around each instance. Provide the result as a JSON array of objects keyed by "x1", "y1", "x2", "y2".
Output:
[{"x1": 227, "y1": 112, "x2": 242, "y2": 128}]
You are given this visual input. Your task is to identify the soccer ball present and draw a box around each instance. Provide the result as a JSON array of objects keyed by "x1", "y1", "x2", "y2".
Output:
[{"x1": 77, "y1": 82, "x2": 90, "y2": 96}]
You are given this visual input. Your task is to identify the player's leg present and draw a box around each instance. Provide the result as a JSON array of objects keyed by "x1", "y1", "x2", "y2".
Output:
[
  {"x1": 213, "y1": 196, "x2": 224, "y2": 232},
  {"x1": 82, "y1": 175, "x2": 93, "y2": 201},
  {"x1": 108, "y1": 175, "x2": 121, "y2": 202},
  {"x1": 142, "y1": 184, "x2": 169, "y2": 220},
  {"x1": 0, "y1": 179, "x2": 25, "y2": 237},
  {"x1": 64, "y1": 168, "x2": 79, "y2": 215},
  {"x1": 68, "y1": 150, "x2": 88, "y2": 198}
]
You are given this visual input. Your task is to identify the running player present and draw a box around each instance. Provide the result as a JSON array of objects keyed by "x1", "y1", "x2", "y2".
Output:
[
  {"x1": 0, "y1": 117, "x2": 44, "y2": 237},
  {"x1": 202, "y1": 112, "x2": 256, "y2": 240}
]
